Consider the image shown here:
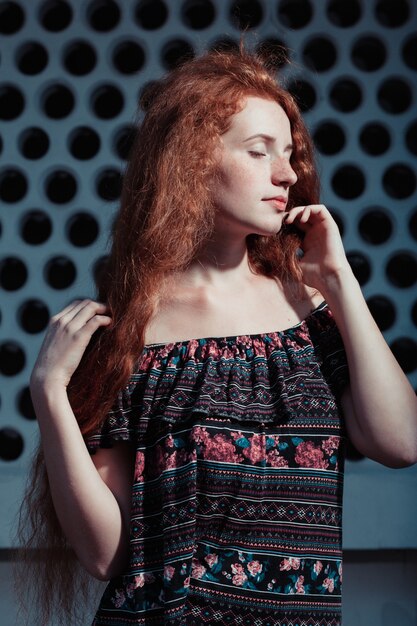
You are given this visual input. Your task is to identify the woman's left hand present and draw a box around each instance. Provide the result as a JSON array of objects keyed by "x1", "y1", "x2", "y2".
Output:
[{"x1": 284, "y1": 204, "x2": 351, "y2": 291}]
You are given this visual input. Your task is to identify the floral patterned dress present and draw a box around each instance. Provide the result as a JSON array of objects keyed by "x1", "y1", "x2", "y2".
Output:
[{"x1": 86, "y1": 301, "x2": 349, "y2": 626}]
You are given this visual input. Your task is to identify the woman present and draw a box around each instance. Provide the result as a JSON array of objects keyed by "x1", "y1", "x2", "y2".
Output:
[{"x1": 20, "y1": 47, "x2": 417, "y2": 626}]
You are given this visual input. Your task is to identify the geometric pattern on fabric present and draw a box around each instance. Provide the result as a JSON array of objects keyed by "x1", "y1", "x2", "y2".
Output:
[{"x1": 86, "y1": 301, "x2": 349, "y2": 625}]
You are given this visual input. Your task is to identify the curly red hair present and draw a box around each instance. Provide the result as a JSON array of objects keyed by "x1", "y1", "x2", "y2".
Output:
[{"x1": 17, "y1": 46, "x2": 319, "y2": 624}]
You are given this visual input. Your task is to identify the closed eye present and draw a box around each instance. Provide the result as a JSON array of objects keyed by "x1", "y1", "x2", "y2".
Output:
[{"x1": 249, "y1": 151, "x2": 267, "y2": 158}]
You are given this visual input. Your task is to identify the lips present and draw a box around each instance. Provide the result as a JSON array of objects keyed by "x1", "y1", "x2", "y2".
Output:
[{"x1": 263, "y1": 196, "x2": 287, "y2": 211}]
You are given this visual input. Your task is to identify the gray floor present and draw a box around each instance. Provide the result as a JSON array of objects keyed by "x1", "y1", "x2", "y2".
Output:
[{"x1": 2, "y1": 551, "x2": 417, "y2": 626}]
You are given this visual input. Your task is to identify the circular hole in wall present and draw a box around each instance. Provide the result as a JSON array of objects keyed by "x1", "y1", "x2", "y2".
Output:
[
  {"x1": 19, "y1": 299, "x2": 50, "y2": 333},
  {"x1": 0, "y1": 257, "x2": 27, "y2": 290},
  {"x1": 327, "y1": 0, "x2": 361, "y2": 26},
  {"x1": 287, "y1": 79, "x2": 316, "y2": 112},
  {"x1": 375, "y1": 0, "x2": 409, "y2": 27},
  {"x1": 378, "y1": 78, "x2": 412, "y2": 114},
  {"x1": 390, "y1": 338, "x2": 417, "y2": 373},
  {"x1": 112, "y1": 41, "x2": 146, "y2": 74},
  {"x1": 278, "y1": 0, "x2": 313, "y2": 29},
  {"x1": 87, "y1": 0, "x2": 120, "y2": 31},
  {"x1": 0, "y1": 1, "x2": 25, "y2": 34},
  {"x1": 402, "y1": 34, "x2": 417, "y2": 71},
  {"x1": 386, "y1": 253, "x2": 417, "y2": 288},
  {"x1": 113, "y1": 125, "x2": 137, "y2": 160},
  {"x1": 63, "y1": 40, "x2": 97, "y2": 76},
  {"x1": 16, "y1": 41, "x2": 49, "y2": 75},
  {"x1": 19, "y1": 127, "x2": 50, "y2": 159},
  {"x1": 44, "y1": 169, "x2": 77, "y2": 204},
  {"x1": 329, "y1": 78, "x2": 362, "y2": 112},
  {"x1": 332, "y1": 165, "x2": 365, "y2": 199},
  {"x1": 303, "y1": 37, "x2": 337, "y2": 72},
  {"x1": 91, "y1": 84, "x2": 124, "y2": 119},
  {"x1": 18, "y1": 386, "x2": 36, "y2": 420},
  {"x1": 39, "y1": 0, "x2": 73, "y2": 31},
  {"x1": 256, "y1": 39, "x2": 289, "y2": 70},
  {"x1": 383, "y1": 164, "x2": 416, "y2": 200},
  {"x1": 161, "y1": 39, "x2": 195, "y2": 70},
  {"x1": 230, "y1": 0, "x2": 263, "y2": 29},
  {"x1": 313, "y1": 121, "x2": 345, "y2": 155},
  {"x1": 69, "y1": 126, "x2": 101, "y2": 160},
  {"x1": 20, "y1": 210, "x2": 52, "y2": 244},
  {"x1": 67, "y1": 212, "x2": 99, "y2": 247},
  {"x1": 0, "y1": 428, "x2": 24, "y2": 461},
  {"x1": 42, "y1": 84, "x2": 75, "y2": 119},
  {"x1": 0, "y1": 168, "x2": 28, "y2": 202},
  {"x1": 182, "y1": 0, "x2": 216, "y2": 29},
  {"x1": 0, "y1": 84, "x2": 25, "y2": 120},
  {"x1": 95, "y1": 168, "x2": 123, "y2": 201},
  {"x1": 135, "y1": 0, "x2": 168, "y2": 30},
  {"x1": 367, "y1": 295, "x2": 396, "y2": 331},
  {"x1": 359, "y1": 209, "x2": 393, "y2": 245},
  {"x1": 346, "y1": 251, "x2": 371, "y2": 285},
  {"x1": 405, "y1": 121, "x2": 417, "y2": 156},
  {"x1": 351, "y1": 36, "x2": 386, "y2": 71},
  {"x1": 359, "y1": 123, "x2": 390, "y2": 156},
  {"x1": 0, "y1": 341, "x2": 26, "y2": 376},
  {"x1": 44, "y1": 256, "x2": 77, "y2": 289}
]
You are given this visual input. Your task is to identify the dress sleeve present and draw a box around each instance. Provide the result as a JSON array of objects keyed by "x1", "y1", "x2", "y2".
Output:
[
  {"x1": 84, "y1": 383, "x2": 137, "y2": 454},
  {"x1": 312, "y1": 304, "x2": 350, "y2": 399}
]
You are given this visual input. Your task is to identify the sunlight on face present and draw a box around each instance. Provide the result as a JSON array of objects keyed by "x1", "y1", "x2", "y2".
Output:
[{"x1": 212, "y1": 96, "x2": 298, "y2": 240}]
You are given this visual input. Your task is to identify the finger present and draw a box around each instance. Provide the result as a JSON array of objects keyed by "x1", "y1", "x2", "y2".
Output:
[
  {"x1": 73, "y1": 313, "x2": 113, "y2": 341},
  {"x1": 50, "y1": 299, "x2": 84, "y2": 323},
  {"x1": 65, "y1": 300, "x2": 110, "y2": 331}
]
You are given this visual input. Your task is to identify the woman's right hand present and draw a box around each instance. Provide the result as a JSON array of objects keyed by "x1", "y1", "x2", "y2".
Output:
[{"x1": 30, "y1": 299, "x2": 112, "y2": 391}]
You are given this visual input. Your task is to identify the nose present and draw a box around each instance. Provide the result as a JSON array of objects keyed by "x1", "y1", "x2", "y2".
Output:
[{"x1": 271, "y1": 157, "x2": 298, "y2": 188}]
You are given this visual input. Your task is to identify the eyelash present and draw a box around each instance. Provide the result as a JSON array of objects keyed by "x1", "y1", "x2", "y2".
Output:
[{"x1": 249, "y1": 151, "x2": 267, "y2": 158}]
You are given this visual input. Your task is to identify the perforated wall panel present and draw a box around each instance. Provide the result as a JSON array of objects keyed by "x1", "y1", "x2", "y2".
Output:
[{"x1": 0, "y1": 0, "x2": 416, "y2": 548}]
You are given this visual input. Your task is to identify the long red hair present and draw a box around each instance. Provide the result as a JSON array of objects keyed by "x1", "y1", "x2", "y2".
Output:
[{"x1": 17, "y1": 46, "x2": 319, "y2": 624}]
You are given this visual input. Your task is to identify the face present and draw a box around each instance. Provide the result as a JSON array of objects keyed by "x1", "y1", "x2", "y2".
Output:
[{"x1": 211, "y1": 96, "x2": 298, "y2": 239}]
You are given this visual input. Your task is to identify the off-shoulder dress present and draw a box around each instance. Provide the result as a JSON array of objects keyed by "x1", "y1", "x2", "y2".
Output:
[{"x1": 86, "y1": 300, "x2": 349, "y2": 626}]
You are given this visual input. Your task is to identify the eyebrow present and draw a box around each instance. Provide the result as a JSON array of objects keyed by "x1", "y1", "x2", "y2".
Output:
[{"x1": 243, "y1": 133, "x2": 293, "y2": 151}]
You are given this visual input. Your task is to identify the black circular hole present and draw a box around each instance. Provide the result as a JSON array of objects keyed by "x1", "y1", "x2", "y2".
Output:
[
  {"x1": 375, "y1": 0, "x2": 409, "y2": 27},
  {"x1": 42, "y1": 84, "x2": 75, "y2": 119},
  {"x1": 0, "y1": 257, "x2": 28, "y2": 290},
  {"x1": 0, "y1": 135, "x2": 2, "y2": 155},
  {"x1": 0, "y1": 342, "x2": 25, "y2": 376},
  {"x1": 383, "y1": 164, "x2": 416, "y2": 200},
  {"x1": 278, "y1": 0, "x2": 312, "y2": 29},
  {"x1": 92, "y1": 255, "x2": 109, "y2": 285},
  {"x1": 112, "y1": 41, "x2": 146, "y2": 74},
  {"x1": 359, "y1": 209, "x2": 393, "y2": 245},
  {"x1": 0, "y1": 84, "x2": 25, "y2": 120},
  {"x1": 160, "y1": 39, "x2": 195, "y2": 70},
  {"x1": 386, "y1": 253, "x2": 417, "y2": 288},
  {"x1": 182, "y1": 0, "x2": 216, "y2": 29},
  {"x1": 402, "y1": 34, "x2": 417, "y2": 71},
  {"x1": 302, "y1": 37, "x2": 337, "y2": 72},
  {"x1": 67, "y1": 212, "x2": 99, "y2": 247},
  {"x1": 287, "y1": 79, "x2": 316, "y2": 112},
  {"x1": 135, "y1": 0, "x2": 168, "y2": 29},
  {"x1": 330, "y1": 209, "x2": 344, "y2": 237},
  {"x1": 327, "y1": 0, "x2": 361, "y2": 27},
  {"x1": 68, "y1": 126, "x2": 100, "y2": 160},
  {"x1": 329, "y1": 78, "x2": 362, "y2": 112},
  {"x1": 0, "y1": 1, "x2": 25, "y2": 34},
  {"x1": 359, "y1": 123, "x2": 390, "y2": 156},
  {"x1": 0, "y1": 168, "x2": 28, "y2": 202},
  {"x1": 378, "y1": 78, "x2": 412, "y2": 114},
  {"x1": 406, "y1": 121, "x2": 417, "y2": 156},
  {"x1": 63, "y1": 40, "x2": 97, "y2": 76},
  {"x1": 20, "y1": 210, "x2": 52, "y2": 244},
  {"x1": 113, "y1": 125, "x2": 137, "y2": 160},
  {"x1": 18, "y1": 386, "x2": 36, "y2": 420},
  {"x1": 19, "y1": 127, "x2": 50, "y2": 159},
  {"x1": 230, "y1": 0, "x2": 263, "y2": 30},
  {"x1": 44, "y1": 256, "x2": 77, "y2": 289},
  {"x1": 390, "y1": 338, "x2": 417, "y2": 373},
  {"x1": 351, "y1": 36, "x2": 386, "y2": 72},
  {"x1": 209, "y1": 37, "x2": 239, "y2": 53},
  {"x1": 313, "y1": 121, "x2": 345, "y2": 155},
  {"x1": 19, "y1": 299, "x2": 50, "y2": 333},
  {"x1": 45, "y1": 169, "x2": 77, "y2": 204},
  {"x1": 346, "y1": 252, "x2": 371, "y2": 285},
  {"x1": 95, "y1": 168, "x2": 123, "y2": 201},
  {"x1": 332, "y1": 165, "x2": 365, "y2": 200},
  {"x1": 367, "y1": 295, "x2": 396, "y2": 331},
  {"x1": 39, "y1": 0, "x2": 73, "y2": 32},
  {"x1": 16, "y1": 41, "x2": 48, "y2": 75},
  {"x1": 256, "y1": 39, "x2": 289, "y2": 70},
  {"x1": 0, "y1": 427, "x2": 24, "y2": 460},
  {"x1": 87, "y1": 0, "x2": 120, "y2": 31},
  {"x1": 91, "y1": 84, "x2": 124, "y2": 119},
  {"x1": 409, "y1": 211, "x2": 417, "y2": 241}
]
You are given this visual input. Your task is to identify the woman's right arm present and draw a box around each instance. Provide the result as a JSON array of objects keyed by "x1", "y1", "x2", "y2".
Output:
[{"x1": 30, "y1": 299, "x2": 135, "y2": 581}]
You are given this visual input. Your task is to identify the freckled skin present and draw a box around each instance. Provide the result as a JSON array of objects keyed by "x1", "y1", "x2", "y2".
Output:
[{"x1": 212, "y1": 96, "x2": 298, "y2": 239}]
